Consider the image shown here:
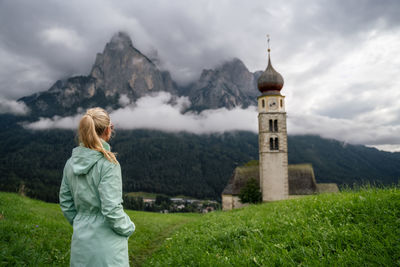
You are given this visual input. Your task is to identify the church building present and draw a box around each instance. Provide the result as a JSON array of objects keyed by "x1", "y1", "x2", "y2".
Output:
[
  {"x1": 257, "y1": 37, "x2": 288, "y2": 202},
  {"x1": 222, "y1": 38, "x2": 338, "y2": 210}
]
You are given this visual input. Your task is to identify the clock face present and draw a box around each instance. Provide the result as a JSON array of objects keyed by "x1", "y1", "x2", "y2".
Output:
[{"x1": 268, "y1": 98, "x2": 278, "y2": 110}]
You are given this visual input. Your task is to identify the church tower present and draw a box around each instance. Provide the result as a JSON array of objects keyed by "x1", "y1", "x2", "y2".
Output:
[{"x1": 257, "y1": 36, "x2": 288, "y2": 201}]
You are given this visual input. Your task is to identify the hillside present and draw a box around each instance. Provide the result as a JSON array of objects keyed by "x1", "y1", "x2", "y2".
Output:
[
  {"x1": 147, "y1": 186, "x2": 400, "y2": 266},
  {"x1": 0, "y1": 127, "x2": 258, "y2": 202},
  {"x1": 288, "y1": 135, "x2": 400, "y2": 185},
  {"x1": 1, "y1": 124, "x2": 399, "y2": 203},
  {"x1": 1, "y1": 187, "x2": 399, "y2": 266},
  {"x1": 0, "y1": 192, "x2": 199, "y2": 266}
]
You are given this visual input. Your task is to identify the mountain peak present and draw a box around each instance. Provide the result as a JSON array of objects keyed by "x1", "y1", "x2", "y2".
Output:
[
  {"x1": 109, "y1": 31, "x2": 133, "y2": 49},
  {"x1": 222, "y1": 57, "x2": 246, "y2": 67},
  {"x1": 89, "y1": 32, "x2": 177, "y2": 99},
  {"x1": 219, "y1": 58, "x2": 249, "y2": 75},
  {"x1": 186, "y1": 57, "x2": 258, "y2": 110},
  {"x1": 19, "y1": 33, "x2": 259, "y2": 117},
  {"x1": 113, "y1": 31, "x2": 131, "y2": 40}
]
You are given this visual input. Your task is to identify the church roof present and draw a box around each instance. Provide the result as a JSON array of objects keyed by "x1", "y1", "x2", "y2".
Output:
[
  {"x1": 257, "y1": 36, "x2": 284, "y2": 94},
  {"x1": 257, "y1": 55, "x2": 284, "y2": 93},
  {"x1": 222, "y1": 165, "x2": 259, "y2": 195},
  {"x1": 222, "y1": 163, "x2": 318, "y2": 196}
]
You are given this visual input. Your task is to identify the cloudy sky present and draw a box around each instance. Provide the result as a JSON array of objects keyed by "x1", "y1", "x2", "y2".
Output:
[{"x1": 1, "y1": 0, "x2": 400, "y2": 150}]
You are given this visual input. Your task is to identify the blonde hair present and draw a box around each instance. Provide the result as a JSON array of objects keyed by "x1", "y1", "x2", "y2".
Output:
[{"x1": 78, "y1": 107, "x2": 118, "y2": 164}]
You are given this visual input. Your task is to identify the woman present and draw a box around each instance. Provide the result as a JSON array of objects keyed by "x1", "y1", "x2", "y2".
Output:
[{"x1": 60, "y1": 107, "x2": 135, "y2": 267}]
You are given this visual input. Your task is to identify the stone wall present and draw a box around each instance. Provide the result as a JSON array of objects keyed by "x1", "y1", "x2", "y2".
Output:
[{"x1": 222, "y1": 194, "x2": 249, "y2": 210}]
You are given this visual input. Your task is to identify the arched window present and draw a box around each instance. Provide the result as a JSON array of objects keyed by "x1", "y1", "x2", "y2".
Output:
[
  {"x1": 269, "y1": 120, "x2": 273, "y2": 132},
  {"x1": 274, "y1": 120, "x2": 278, "y2": 132},
  {"x1": 280, "y1": 99, "x2": 283, "y2": 107},
  {"x1": 274, "y1": 138, "x2": 279, "y2": 150},
  {"x1": 269, "y1": 138, "x2": 274, "y2": 150},
  {"x1": 262, "y1": 99, "x2": 265, "y2": 108}
]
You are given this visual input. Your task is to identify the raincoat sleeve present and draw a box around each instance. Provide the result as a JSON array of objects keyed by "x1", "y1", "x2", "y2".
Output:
[
  {"x1": 59, "y1": 168, "x2": 77, "y2": 225},
  {"x1": 98, "y1": 162, "x2": 135, "y2": 237}
]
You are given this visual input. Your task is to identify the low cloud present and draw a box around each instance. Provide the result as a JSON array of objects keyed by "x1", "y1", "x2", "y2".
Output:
[
  {"x1": 25, "y1": 114, "x2": 81, "y2": 130},
  {"x1": 24, "y1": 92, "x2": 400, "y2": 151},
  {"x1": 288, "y1": 113, "x2": 400, "y2": 148},
  {"x1": 118, "y1": 94, "x2": 131, "y2": 107},
  {"x1": 0, "y1": 98, "x2": 29, "y2": 115},
  {"x1": 25, "y1": 92, "x2": 258, "y2": 134},
  {"x1": 368, "y1": 144, "x2": 400, "y2": 153}
]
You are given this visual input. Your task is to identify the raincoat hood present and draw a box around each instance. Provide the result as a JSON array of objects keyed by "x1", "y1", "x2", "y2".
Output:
[{"x1": 70, "y1": 140, "x2": 110, "y2": 175}]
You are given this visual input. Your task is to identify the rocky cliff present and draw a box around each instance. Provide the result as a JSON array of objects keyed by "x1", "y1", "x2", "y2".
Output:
[
  {"x1": 186, "y1": 58, "x2": 258, "y2": 110},
  {"x1": 90, "y1": 32, "x2": 178, "y2": 99},
  {"x1": 20, "y1": 32, "x2": 261, "y2": 118}
]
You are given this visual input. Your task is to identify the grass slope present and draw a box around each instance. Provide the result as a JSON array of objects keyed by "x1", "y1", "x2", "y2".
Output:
[
  {"x1": 146, "y1": 187, "x2": 400, "y2": 266},
  {"x1": 1, "y1": 187, "x2": 399, "y2": 266},
  {"x1": 0, "y1": 192, "x2": 199, "y2": 266}
]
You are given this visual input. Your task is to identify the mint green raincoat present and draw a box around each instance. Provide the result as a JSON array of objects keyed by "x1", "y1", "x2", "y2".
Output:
[{"x1": 60, "y1": 141, "x2": 135, "y2": 267}]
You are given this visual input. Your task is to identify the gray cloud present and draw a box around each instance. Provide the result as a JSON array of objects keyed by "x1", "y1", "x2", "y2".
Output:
[
  {"x1": 0, "y1": 98, "x2": 29, "y2": 115},
  {"x1": 118, "y1": 94, "x2": 131, "y2": 107},
  {"x1": 287, "y1": 113, "x2": 400, "y2": 146},
  {"x1": 2, "y1": 0, "x2": 400, "y2": 149},
  {"x1": 2, "y1": 0, "x2": 400, "y2": 97},
  {"x1": 369, "y1": 144, "x2": 400, "y2": 153}
]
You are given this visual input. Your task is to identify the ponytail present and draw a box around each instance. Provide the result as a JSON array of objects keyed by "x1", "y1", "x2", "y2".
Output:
[{"x1": 78, "y1": 108, "x2": 118, "y2": 164}]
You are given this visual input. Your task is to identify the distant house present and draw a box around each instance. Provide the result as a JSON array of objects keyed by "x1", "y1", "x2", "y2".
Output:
[
  {"x1": 176, "y1": 204, "x2": 185, "y2": 210},
  {"x1": 222, "y1": 163, "x2": 338, "y2": 210},
  {"x1": 143, "y1": 198, "x2": 155, "y2": 203},
  {"x1": 171, "y1": 198, "x2": 184, "y2": 202},
  {"x1": 202, "y1": 207, "x2": 215, "y2": 213}
]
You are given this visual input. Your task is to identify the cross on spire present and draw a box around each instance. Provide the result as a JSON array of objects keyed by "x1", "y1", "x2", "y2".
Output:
[{"x1": 267, "y1": 34, "x2": 271, "y2": 53}]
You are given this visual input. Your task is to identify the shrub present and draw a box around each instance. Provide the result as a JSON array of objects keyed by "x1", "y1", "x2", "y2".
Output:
[{"x1": 239, "y1": 178, "x2": 262, "y2": 204}]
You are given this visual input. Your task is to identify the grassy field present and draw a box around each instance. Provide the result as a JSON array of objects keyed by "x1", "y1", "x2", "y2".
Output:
[
  {"x1": 1, "y1": 187, "x2": 399, "y2": 266},
  {"x1": 146, "y1": 187, "x2": 400, "y2": 266},
  {"x1": 0, "y1": 192, "x2": 200, "y2": 266}
]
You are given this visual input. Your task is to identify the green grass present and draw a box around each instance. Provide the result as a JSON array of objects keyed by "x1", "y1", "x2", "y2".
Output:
[
  {"x1": 146, "y1": 187, "x2": 400, "y2": 266},
  {"x1": 126, "y1": 210, "x2": 199, "y2": 266},
  {"x1": 0, "y1": 193, "x2": 72, "y2": 266},
  {"x1": 125, "y1": 191, "x2": 195, "y2": 199},
  {"x1": 0, "y1": 192, "x2": 200, "y2": 266},
  {"x1": 125, "y1": 191, "x2": 161, "y2": 199},
  {"x1": 1, "y1": 187, "x2": 399, "y2": 266}
]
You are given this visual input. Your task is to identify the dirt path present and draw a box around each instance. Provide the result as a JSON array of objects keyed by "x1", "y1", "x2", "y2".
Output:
[{"x1": 130, "y1": 217, "x2": 195, "y2": 266}]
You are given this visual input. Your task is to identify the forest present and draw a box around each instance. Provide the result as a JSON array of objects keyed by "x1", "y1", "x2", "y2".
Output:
[{"x1": 1, "y1": 116, "x2": 399, "y2": 203}]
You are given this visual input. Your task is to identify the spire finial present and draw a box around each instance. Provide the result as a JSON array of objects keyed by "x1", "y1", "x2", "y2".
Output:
[{"x1": 257, "y1": 34, "x2": 284, "y2": 93}]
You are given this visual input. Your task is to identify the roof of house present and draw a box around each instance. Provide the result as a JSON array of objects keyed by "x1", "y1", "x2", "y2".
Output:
[
  {"x1": 222, "y1": 163, "x2": 319, "y2": 196},
  {"x1": 316, "y1": 183, "x2": 339, "y2": 193}
]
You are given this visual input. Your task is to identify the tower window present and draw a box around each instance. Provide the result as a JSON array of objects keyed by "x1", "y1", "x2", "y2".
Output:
[
  {"x1": 274, "y1": 120, "x2": 278, "y2": 132},
  {"x1": 274, "y1": 138, "x2": 279, "y2": 150},
  {"x1": 269, "y1": 138, "x2": 274, "y2": 150},
  {"x1": 269, "y1": 120, "x2": 273, "y2": 132},
  {"x1": 280, "y1": 99, "x2": 283, "y2": 107},
  {"x1": 262, "y1": 99, "x2": 265, "y2": 108}
]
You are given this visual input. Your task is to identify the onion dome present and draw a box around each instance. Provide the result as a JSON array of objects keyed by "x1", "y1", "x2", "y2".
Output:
[{"x1": 257, "y1": 36, "x2": 284, "y2": 94}]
